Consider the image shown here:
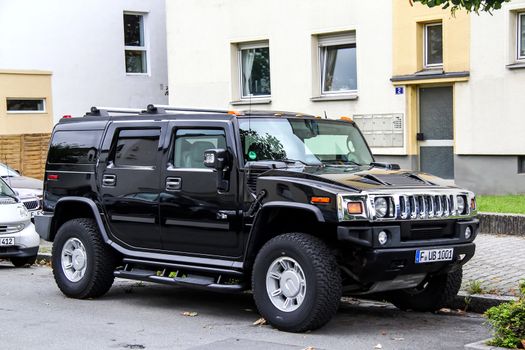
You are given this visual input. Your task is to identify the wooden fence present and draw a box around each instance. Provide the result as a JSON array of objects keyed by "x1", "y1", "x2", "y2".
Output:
[{"x1": 0, "y1": 133, "x2": 51, "y2": 180}]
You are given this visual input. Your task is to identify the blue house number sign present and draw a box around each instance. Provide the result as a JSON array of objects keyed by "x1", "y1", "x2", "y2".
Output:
[{"x1": 395, "y1": 87, "x2": 404, "y2": 95}]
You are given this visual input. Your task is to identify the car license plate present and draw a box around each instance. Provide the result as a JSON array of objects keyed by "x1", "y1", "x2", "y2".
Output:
[
  {"x1": 0, "y1": 237, "x2": 15, "y2": 246},
  {"x1": 415, "y1": 248, "x2": 454, "y2": 263}
]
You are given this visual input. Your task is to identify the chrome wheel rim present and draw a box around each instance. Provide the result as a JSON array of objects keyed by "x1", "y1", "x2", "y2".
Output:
[
  {"x1": 266, "y1": 257, "x2": 306, "y2": 312},
  {"x1": 61, "y1": 238, "x2": 87, "y2": 283}
]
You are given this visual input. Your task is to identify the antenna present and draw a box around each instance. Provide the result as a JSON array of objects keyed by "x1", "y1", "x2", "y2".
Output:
[
  {"x1": 3, "y1": 156, "x2": 13, "y2": 189},
  {"x1": 324, "y1": 110, "x2": 328, "y2": 119}
]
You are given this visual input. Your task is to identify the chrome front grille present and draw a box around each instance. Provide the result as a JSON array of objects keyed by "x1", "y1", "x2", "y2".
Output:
[{"x1": 398, "y1": 194, "x2": 458, "y2": 220}]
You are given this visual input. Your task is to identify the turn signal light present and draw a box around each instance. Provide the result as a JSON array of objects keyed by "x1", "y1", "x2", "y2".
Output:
[
  {"x1": 311, "y1": 196, "x2": 331, "y2": 204},
  {"x1": 470, "y1": 197, "x2": 477, "y2": 210},
  {"x1": 227, "y1": 110, "x2": 240, "y2": 116},
  {"x1": 347, "y1": 202, "x2": 363, "y2": 214}
]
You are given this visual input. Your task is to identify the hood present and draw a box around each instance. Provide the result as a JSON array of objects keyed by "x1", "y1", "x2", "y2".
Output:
[
  {"x1": 259, "y1": 164, "x2": 455, "y2": 192},
  {"x1": 3, "y1": 175, "x2": 43, "y2": 192}
]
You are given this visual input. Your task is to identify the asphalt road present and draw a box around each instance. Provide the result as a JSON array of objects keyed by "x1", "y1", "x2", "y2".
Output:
[{"x1": 0, "y1": 262, "x2": 490, "y2": 350}]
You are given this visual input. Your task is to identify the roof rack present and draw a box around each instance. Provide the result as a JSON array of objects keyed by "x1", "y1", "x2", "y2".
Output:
[
  {"x1": 87, "y1": 106, "x2": 145, "y2": 117},
  {"x1": 146, "y1": 104, "x2": 239, "y2": 115}
]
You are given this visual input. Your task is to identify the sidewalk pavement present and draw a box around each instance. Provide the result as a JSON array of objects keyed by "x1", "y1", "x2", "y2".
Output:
[{"x1": 37, "y1": 232, "x2": 525, "y2": 303}]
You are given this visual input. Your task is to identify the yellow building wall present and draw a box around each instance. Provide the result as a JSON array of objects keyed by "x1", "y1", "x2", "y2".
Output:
[
  {"x1": 392, "y1": 1, "x2": 470, "y2": 76},
  {"x1": 0, "y1": 70, "x2": 53, "y2": 135}
]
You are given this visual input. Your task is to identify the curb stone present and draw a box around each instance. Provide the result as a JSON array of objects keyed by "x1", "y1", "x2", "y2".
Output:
[
  {"x1": 479, "y1": 212, "x2": 525, "y2": 236},
  {"x1": 464, "y1": 339, "x2": 508, "y2": 350},
  {"x1": 36, "y1": 253, "x2": 51, "y2": 264},
  {"x1": 448, "y1": 291, "x2": 518, "y2": 314}
]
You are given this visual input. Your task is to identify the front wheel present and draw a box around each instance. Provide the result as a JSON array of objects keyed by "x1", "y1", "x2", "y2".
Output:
[
  {"x1": 252, "y1": 233, "x2": 342, "y2": 332},
  {"x1": 52, "y1": 218, "x2": 117, "y2": 299},
  {"x1": 388, "y1": 267, "x2": 463, "y2": 312}
]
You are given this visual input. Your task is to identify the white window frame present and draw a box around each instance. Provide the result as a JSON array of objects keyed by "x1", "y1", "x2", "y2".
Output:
[
  {"x1": 124, "y1": 11, "x2": 149, "y2": 75},
  {"x1": 6, "y1": 98, "x2": 46, "y2": 114},
  {"x1": 424, "y1": 23, "x2": 443, "y2": 68},
  {"x1": 238, "y1": 41, "x2": 271, "y2": 100},
  {"x1": 318, "y1": 32, "x2": 357, "y2": 96},
  {"x1": 518, "y1": 12, "x2": 525, "y2": 61}
]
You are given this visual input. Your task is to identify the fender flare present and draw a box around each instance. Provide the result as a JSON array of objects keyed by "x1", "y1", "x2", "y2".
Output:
[
  {"x1": 52, "y1": 197, "x2": 112, "y2": 243},
  {"x1": 243, "y1": 201, "x2": 326, "y2": 267}
]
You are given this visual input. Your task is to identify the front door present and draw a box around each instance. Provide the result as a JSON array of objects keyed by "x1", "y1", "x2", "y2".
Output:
[
  {"x1": 98, "y1": 122, "x2": 167, "y2": 250},
  {"x1": 418, "y1": 86, "x2": 454, "y2": 179},
  {"x1": 159, "y1": 121, "x2": 243, "y2": 258}
]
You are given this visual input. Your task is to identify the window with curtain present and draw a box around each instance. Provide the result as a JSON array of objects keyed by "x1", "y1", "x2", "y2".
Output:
[
  {"x1": 124, "y1": 13, "x2": 148, "y2": 74},
  {"x1": 519, "y1": 13, "x2": 525, "y2": 60},
  {"x1": 239, "y1": 44, "x2": 271, "y2": 98},
  {"x1": 319, "y1": 32, "x2": 357, "y2": 95},
  {"x1": 424, "y1": 23, "x2": 443, "y2": 67}
]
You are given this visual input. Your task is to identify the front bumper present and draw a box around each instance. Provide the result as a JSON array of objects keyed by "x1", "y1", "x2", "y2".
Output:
[{"x1": 0, "y1": 223, "x2": 40, "y2": 258}]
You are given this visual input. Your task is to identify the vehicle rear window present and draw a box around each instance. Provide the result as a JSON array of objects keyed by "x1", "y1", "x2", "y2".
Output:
[
  {"x1": 114, "y1": 129, "x2": 161, "y2": 167},
  {"x1": 48, "y1": 131, "x2": 101, "y2": 164}
]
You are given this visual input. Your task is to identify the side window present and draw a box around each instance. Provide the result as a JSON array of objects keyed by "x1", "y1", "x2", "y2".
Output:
[
  {"x1": 173, "y1": 129, "x2": 226, "y2": 169},
  {"x1": 48, "y1": 130, "x2": 101, "y2": 164},
  {"x1": 114, "y1": 129, "x2": 160, "y2": 167}
]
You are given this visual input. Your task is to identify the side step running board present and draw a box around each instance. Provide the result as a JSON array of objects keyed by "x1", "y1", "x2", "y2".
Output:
[{"x1": 114, "y1": 260, "x2": 246, "y2": 292}]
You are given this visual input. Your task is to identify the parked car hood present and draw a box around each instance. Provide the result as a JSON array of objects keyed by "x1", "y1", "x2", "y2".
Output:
[
  {"x1": 259, "y1": 165, "x2": 455, "y2": 192},
  {"x1": 3, "y1": 176, "x2": 43, "y2": 191}
]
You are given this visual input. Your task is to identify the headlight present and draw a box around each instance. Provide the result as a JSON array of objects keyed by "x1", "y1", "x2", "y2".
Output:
[
  {"x1": 456, "y1": 195, "x2": 466, "y2": 214},
  {"x1": 374, "y1": 197, "x2": 388, "y2": 218},
  {"x1": 17, "y1": 205, "x2": 29, "y2": 219}
]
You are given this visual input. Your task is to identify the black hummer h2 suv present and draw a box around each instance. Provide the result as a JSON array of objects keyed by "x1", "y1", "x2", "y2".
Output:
[{"x1": 35, "y1": 105, "x2": 478, "y2": 332}]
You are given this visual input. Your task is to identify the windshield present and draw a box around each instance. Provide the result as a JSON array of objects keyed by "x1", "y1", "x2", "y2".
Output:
[
  {"x1": 239, "y1": 118, "x2": 373, "y2": 166},
  {"x1": 0, "y1": 163, "x2": 20, "y2": 177},
  {"x1": 0, "y1": 177, "x2": 17, "y2": 198}
]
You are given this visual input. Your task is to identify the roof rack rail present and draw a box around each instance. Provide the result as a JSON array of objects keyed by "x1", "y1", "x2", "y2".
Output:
[
  {"x1": 87, "y1": 106, "x2": 145, "y2": 117},
  {"x1": 146, "y1": 104, "x2": 239, "y2": 115}
]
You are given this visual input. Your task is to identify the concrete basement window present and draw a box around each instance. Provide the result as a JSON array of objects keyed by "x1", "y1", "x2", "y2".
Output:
[
  {"x1": 518, "y1": 156, "x2": 525, "y2": 174},
  {"x1": 6, "y1": 98, "x2": 46, "y2": 113}
]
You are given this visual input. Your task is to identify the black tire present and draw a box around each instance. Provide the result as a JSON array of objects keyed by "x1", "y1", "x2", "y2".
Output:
[
  {"x1": 11, "y1": 256, "x2": 37, "y2": 267},
  {"x1": 388, "y1": 267, "x2": 463, "y2": 312},
  {"x1": 252, "y1": 233, "x2": 342, "y2": 332},
  {"x1": 52, "y1": 218, "x2": 117, "y2": 299}
]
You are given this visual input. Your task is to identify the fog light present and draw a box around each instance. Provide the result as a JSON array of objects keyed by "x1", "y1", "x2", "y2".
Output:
[
  {"x1": 378, "y1": 231, "x2": 388, "y2": 245},
  {"x1": 465, "y1": 226, "x2": 472, "y2": 240}
]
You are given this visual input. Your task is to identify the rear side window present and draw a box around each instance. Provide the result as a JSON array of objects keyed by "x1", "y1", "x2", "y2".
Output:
[
  {"x1": 48, "y1": 131, "x2": 101, "y2": 164},
  {"x1": 114, "y1": 129, "x2": 161, "y2": 167}
]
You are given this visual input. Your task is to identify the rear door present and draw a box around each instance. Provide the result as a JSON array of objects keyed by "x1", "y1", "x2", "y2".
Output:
[
  {"x1": 159, "y1": 120, "x2": 243, "y2": 258},
  {"x1": 97, "y1": 121, "x2": 167, "y2": 250}
]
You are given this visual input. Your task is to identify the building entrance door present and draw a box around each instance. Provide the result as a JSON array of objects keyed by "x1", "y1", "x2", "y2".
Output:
[{"x1": 418, "y1": 86, "x2": 454, "y2": 179}]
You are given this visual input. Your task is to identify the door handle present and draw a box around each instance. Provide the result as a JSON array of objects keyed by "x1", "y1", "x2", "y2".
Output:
[
  {"x1": 102, "y1": 174, "x2": 116, "y2": 187},
  {"x1": 166, "y1": 177, "x2": 182, "y2": 191}
]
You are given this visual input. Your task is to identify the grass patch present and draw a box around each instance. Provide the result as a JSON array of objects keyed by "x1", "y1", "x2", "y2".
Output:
[
  {"x1": 477, "y1": 195, "x2": 525, "y2": 214},
  {"x1": 467, "y1": 280, "x2": 485, "y2": 295}
]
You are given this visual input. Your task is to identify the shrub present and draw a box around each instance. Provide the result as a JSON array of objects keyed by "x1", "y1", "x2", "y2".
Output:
[{"x1": 484, "y1": 281, "x2": 525, "y2": 349}]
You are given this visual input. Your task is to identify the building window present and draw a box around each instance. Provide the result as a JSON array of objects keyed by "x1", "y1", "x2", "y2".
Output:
[
  {"x1": 124, "y1": 13, "x2": 147, "y2": 74},
  {"x1": 424, "y1": 23, "x2": 443, "y2": 68},
  {"x1": 319, "y1": 32, "x2": 357, "y2": 95},
  {"x1": 239, "y1": 42, "x2": 271, "y2": 99},
  {"x1": 6, "y1": 98, "x2": 45, "y2": 113},
  {"x1": 518, "y1": 12, "x2": 525, "y2": 60},
  {"x1": 518, "y1": 156, "x2": 525, "y2": 174}
]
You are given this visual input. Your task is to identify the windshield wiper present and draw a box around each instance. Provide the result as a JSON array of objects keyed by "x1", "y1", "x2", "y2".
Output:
[
  {"x1": 280, "y1": 158, "x2": 320, "y2": 166},
  {"x1": 322, "y1": 160, "x2": 362, "y2": 167},
  {"x1": 0, "y1": 193, "x2": 18, "y2": 201}
]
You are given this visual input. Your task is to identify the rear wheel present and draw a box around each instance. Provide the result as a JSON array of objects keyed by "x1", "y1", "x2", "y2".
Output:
[
  {"x1": 252, "y1": 233, "x2": 342, "y2": 332},
  {"x1": 52, "y1": 218, "x2": 117, "y2": 299},
  {"x1": 388, "y1": 267, "x2": 463, "y2": 312},
  {"x1": 11, "y1": 256, "x2": 37, "y2": 267}
]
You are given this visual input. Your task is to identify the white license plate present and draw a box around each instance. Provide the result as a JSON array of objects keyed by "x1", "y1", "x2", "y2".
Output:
[
  {"x1": 0, "y1": 237, "x2": 15, "y2": 246},
  {"x1": 415, "y1": 248, "x2": 454, "y2": 263}
]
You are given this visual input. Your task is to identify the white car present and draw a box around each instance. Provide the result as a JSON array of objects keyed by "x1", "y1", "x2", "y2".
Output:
[
  {"x1": 0, "y1": 177, "x2": 39, "y2": 267},
  {"x1": 0, "y1": 163, "x2": 43, "y2": 217}
]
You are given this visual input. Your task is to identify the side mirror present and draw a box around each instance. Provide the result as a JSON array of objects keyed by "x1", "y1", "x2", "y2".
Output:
[
  {"x1": 203, "y1": 149, "x2": 230, "y2": 170},
  {"x1": 203, "y1": 149, "x2": 231, "y2": 192}
]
